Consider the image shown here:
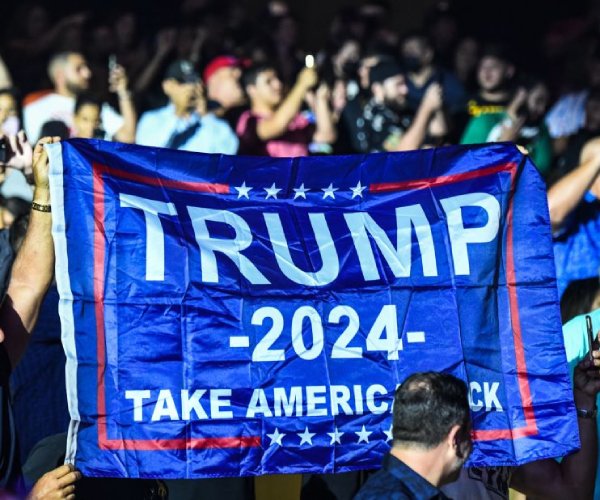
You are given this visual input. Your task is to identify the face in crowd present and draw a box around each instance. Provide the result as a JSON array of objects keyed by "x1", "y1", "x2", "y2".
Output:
[
  {"x1": 247, "y1": 68, "x2": 283, "y2": 108},
  {"x1": 524, "y1": 83, "x2": 550, "y2": 123},
  {"x1": 62, "y1": 53, "x2": 92, "y2": 95},
  {"x1": 207, "y1": 66, "x2": 245, "y2": 109},
  {"x1": 163, "y1": 79, "x2": 204, "y2": 114},
  {"x1": 401, "y1": 36, "x2": 434, "y2": 74},
  {"x1": 73, "y1": 103, "x2": 101, "y2": 139},
  {"x1": 477, "y1": 55, "x2": 513, "y2": 92}
]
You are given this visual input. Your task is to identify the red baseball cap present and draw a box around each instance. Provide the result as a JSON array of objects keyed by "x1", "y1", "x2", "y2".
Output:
[{"x1": 203, "y1": 56, "x2": 242, "y2": 83}]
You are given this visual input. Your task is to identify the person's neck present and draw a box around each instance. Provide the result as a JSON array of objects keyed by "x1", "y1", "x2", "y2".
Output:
[
  {"x1": 479, "y1": 89, "x2": 509, "y2": 102},
  {"x1": 173, "y1": 105, "x2": 193, "y2": 118},
  {"x1": 408, "y1": 66, "x2": 434, "y2": 87},
  {"x1": 55, "y1": 86, "x2": 75, "y2": 98},
  {"x1": 390, "y1": 445, "x2": 446, "y2": 488},
  {"x1": 251, "y1": 101, "x2": 275, "y2": 116}
]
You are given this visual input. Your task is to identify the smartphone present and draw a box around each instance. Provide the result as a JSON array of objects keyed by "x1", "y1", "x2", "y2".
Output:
[
  {"x1": 108, "y1": 54, "x2": 117, "y2": 72},
  {"x1": 305, "y1": 54, "x2": 315, "y2": 69},
  {"x1": 586, "y1": 315, "x2": 594, "y2": 361},
  {"x1": 0, "y1": 137, "x2": 7, "y2": 164}
]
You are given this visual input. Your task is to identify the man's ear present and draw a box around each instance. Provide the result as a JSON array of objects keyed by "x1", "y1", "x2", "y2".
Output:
[
  {"x1": 447, "y1": 424, "x2": 462, "y2": 453},
  {"x1": 424, "y1": 48, "x2": 434, "y2": 65}
]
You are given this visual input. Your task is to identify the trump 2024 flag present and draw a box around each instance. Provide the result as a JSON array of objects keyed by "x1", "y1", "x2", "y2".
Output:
[{"x1": 47, "y1": 139, "x2": 578, "y2": 479}]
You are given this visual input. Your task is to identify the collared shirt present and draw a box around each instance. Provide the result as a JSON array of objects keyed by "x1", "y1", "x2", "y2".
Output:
[
  {"x1": 354, "y1": 454, "x2": 451, "y2": 500},
  {"x1": 136, "y1": 105, "x2": 239, "y2": 155}
]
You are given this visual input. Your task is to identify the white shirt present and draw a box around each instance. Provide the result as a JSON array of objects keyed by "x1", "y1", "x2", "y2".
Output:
[
  {"x1": 136, "y1": 105, "x2": 238, "y2": 155},
  {"x1": 23, "y1": 92, "x2": 123, "y2": 142}
]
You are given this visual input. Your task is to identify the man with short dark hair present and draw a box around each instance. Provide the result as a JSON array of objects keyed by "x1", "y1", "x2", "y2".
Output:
[
  {"x1": 355, "y1": 372, "x2": 471, "y2": 499},
  {"x1": 23, "y1": 52, "x2": 127, "y2": 143},
  {"x1": 237, "y1": 63, "x2": 336, "y2": 156}
]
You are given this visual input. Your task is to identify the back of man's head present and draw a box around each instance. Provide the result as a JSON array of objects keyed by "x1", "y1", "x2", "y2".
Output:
[{"x1": 392, "y1": 372, "x2": 470, "y2": 449}]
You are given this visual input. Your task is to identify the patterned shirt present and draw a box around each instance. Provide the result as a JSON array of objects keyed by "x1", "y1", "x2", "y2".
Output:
[
  {"x1": 355, "y1": 454, "x2": 451, "y2": 500},
  {"x1": 353, "y1": 99, "x2": 413, "y2": 153}
]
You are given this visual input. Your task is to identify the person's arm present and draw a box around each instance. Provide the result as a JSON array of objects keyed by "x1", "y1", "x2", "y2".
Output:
[
  {"x1": 256, "y1": 67, "x2": 317, "y2": 141},
  {"x1": 28, "y1": 464, "x2": 82, "y2": 500},
  {"x1": 392, "y1": 83, "x2": 441, "y2": 152},
  {"x1": 547, "y1": 137, "x2": 600, "y2": 231},
  {"x1": 0, "y1": 136, "x2": 58, "y2": 368},
  {"x1": 496, "y1": 88, "x2": 528, "y2": 142},
  {"x1": 110, "y1": 65, "x2": 137, "y2": 143},
  {"x1": 510, "y1": 352, "x2": 600, "y2": 499},
  {"x1": 0, "y1": 53, "x2": 12, "y2": 89},
  {"x1": 311, "y1": 83, "x2": 337, "y2": 144},
  {"x1": 133, "y1": 28, "x2": 177, "y2": 95}
]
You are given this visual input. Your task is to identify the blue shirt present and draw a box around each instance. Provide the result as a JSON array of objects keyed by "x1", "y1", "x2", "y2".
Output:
[
  {"x1": 136, "y1": 105, "x2": 239, "y2": 155},
  {"x1": 553, "y1": 192, "x2": 600, "y2": 296},
  {"x1": 354, "y1": 454, "x2": 451, "y2": 500}
]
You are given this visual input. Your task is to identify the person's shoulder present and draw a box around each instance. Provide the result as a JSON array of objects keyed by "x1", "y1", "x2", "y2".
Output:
[
  {"x1": 139, "y1": 105, "x2": 171, "y2": 123},
  {"x1": 23, "y1": 90, "x2": 55, "y2": 109}
]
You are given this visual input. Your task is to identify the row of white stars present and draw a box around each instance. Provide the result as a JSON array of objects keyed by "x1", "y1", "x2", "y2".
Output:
[
  {"x1": 266, "y1": 424, "x2": 393, "y2": 447},
  {"x1": 234, "y1": 181, "x2": 367, "y2": 200}
]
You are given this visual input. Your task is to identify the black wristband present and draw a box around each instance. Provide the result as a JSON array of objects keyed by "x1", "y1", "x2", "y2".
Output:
[{"x1": 31, "y1": 202, "x2": 51, "y2": 213}]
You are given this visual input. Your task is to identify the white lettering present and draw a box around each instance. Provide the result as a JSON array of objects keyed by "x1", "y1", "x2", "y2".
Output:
[
  {"x1": 440, "y1": 193, "x2": 500, "y2": 275},
  {"x1": 119, "y1": 194, "x2": 177, "y2": 281},
  {"x1": 125, "y1": 390, "x2": 151, "y2": 422},
  {"x1": 187, "y1": 207, "x2": 270, "y2": 285}
]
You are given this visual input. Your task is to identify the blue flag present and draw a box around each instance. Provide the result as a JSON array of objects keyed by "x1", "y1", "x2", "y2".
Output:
[{"x1": 47, "y1": 139, "x2": 578, "y2": 479}]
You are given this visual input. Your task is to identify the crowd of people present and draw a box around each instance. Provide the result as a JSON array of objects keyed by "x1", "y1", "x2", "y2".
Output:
[{"x1": 1, "y1": 0, "x2": 600, "y2": 498}]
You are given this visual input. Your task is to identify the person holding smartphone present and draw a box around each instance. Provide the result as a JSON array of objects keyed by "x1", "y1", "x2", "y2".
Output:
[{"x1": 236, "y1": 57, "x2": 336, "y2": 157}]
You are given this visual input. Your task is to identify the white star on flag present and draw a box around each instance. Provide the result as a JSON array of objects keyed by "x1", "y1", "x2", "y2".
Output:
[
  {"x1": 234, "y1": 181, "x2": 252, "y2": 199},
  {"x1": 384, "y1": 424, "x2": 393, "y2": 443},
  {"x1": 266, "y1": 428, "x2": 286, "y2": 446},
  {"x1": 297, "y1": 427, "x2": 316, "y2": 445},
  {"x1": 327, "y1": 427, "x2": 344, "y2": 445},
  {"x1": 321, "y1": 183, "x2": 338, "y2": 199},
  {"x1": 264, "y1": 183, "x2": 282, "y2": 199},
  {"x1": 293, "y1": 183, "x2": 310, "y2": 199},
  {"x1": 355, "y1": 425, "x2": 372, "y2": 444},
  {"x1": 350, "y1": 181, "x2": 366, "y2": 199}
]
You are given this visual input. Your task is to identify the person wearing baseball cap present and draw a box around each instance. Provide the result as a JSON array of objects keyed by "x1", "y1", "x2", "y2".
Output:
[
  {"x1": 203, "y1": 55, "x2": 247, "y2": 128},
  {"x1": 136, "y1": 60, "x2": 238, "y2": 154},
  {"x1": 348, "y1": 60, "x2": 446, "y2": 152}
]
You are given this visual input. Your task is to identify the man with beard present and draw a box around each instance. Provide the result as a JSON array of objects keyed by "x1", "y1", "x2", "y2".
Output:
[
  {"x1": 350, "y1": 60, "x2": 445, "y2": 152},
  {"x1": 23, "y1": 51, "x2": 126, "y2": 143},
  {"x1": 136, "y1": 60, "x2": 238, "y2": 154},
  {"x1": 355, "y1": 372, "x2": 472, "y2": 499}
]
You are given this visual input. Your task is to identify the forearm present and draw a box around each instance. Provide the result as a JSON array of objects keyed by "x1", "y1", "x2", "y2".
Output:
[
  {"x1": 2, "y1": 185, "x2": 54, "y2": 367},
  {"x1": 257, "y1": 83, "x2": 307, "y2": 140},
  {"x1": 0, "y1": 54, "x2": 12, "y2": 89},
  {"x1": 114, "y1": 93, "x2": 137, "y2": 143},
  {"x1": 394, "y1": 104, "x2": 433, "y2": 151},
  {"x1": 312, "y1": 96, "x2": 336, "y2": 144},
  {"x1": 547, "y1": 157, "x2": 600, "y2": 230},
  {"x1": 134, "y1": 51, "x2": 169, "y2": 94},
  {"x1": 428, "y1": 109, "x2": 448, "y2": 138}
]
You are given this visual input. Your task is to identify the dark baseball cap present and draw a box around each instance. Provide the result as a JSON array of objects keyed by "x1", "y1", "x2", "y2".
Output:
[
  {"x1": 369, "y1": 61, "x2": 404, "y2": 85},
  {"x1": 164, "y1": 60, "x2": 200, "y2": 83}
]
